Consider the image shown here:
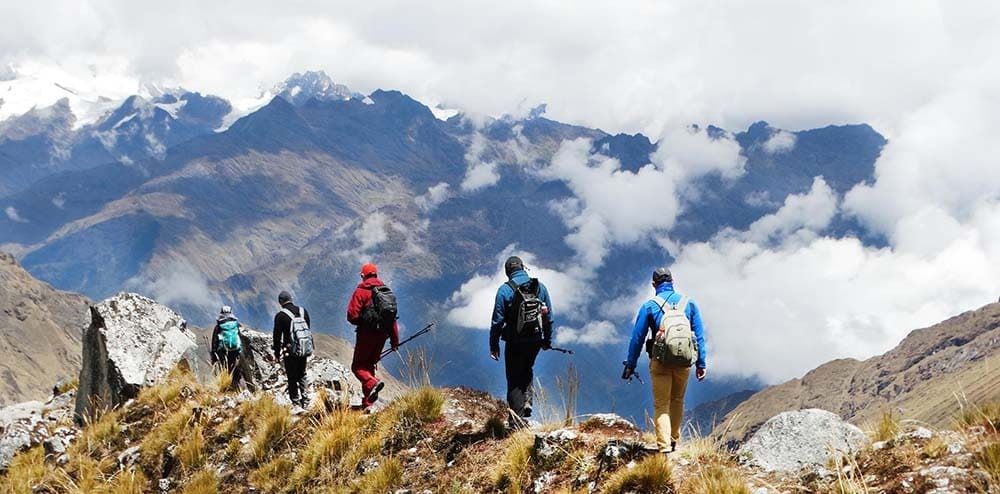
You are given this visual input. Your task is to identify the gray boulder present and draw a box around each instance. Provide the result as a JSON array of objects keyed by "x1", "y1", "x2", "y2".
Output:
[
  {"x1": 0, "y1": 387, "x2": 77, "y2": 470},
  {"x1": 75, "y1": 293, "x2": 201, "y2": 420},
  {"x1": 739, "y1": 408, "x2": 868, "y2": 472}
]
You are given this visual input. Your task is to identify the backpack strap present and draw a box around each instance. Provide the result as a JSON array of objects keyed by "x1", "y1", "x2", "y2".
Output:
[
  {"x1": 506, "y1": 280, "x2": 519, "y2": 293},
  {"x1": 281, "y1": 308, "x2": 296, "y2": 320}
]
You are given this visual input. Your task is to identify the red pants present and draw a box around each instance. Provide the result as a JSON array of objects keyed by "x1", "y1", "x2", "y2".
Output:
[{"x1": 352, "y1": 330, "x2": 387, "y2": 407}]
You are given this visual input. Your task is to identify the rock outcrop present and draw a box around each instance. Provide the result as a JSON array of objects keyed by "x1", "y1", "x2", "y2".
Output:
[
  {"x1": 75, "y1": 293, "x2": 201, "y2": 420},
  {"x1": 739, "y1": 408, "x2": 869, "y2": 472},
  {"x1": 0, "y1": 387, "x2": 76, "y2": 470}
]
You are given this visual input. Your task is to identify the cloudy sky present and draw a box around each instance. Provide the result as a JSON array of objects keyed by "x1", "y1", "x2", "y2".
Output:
[{"x1": 4, "y1": 0, "x2": 1000, "y2": 383}]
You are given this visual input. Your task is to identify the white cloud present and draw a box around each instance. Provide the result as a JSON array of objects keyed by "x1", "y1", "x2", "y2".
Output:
[
  {"x1": 554, "y1": 320, "x2": 620, "y2": 346},
  {"x1": 129, "y1": 260, "x2": 217, "y2": 313},
  {"x1": 11, "y1": 1, "x2": 990, "y2": 135},
  {"x1": 414, "y1": 182, "x2": 452, "y2": 211},
  {"x1": 743, "y1": 177, "x2": 838, "y2": 244},
  {"x1": 4, "y1": 206, "x2": 27, "y2": 223},
  {"x1": 356, "y1": 211, "x2": 389, "y2": 252},
  {"x1": 669, "y1": 220, "x2": 999, "y2": 384},
  {"x1": 762, "y1": 130, "x2": 796, "y2": 154},
  {"x1": 460, "y1": 161, "x2": 499, "y2": 192},
  {"x1": 541, "y1": 129, "x2": 743, "y2": 274}
]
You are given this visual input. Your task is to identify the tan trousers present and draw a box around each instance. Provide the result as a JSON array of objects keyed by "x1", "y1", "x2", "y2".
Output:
[{"x1": 650, "y1": 360, "x2": 690, "y2": 451}]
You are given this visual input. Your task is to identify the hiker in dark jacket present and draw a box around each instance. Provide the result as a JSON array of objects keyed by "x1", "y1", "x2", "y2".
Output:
[
  {"x1": 272, "y1": 291, "x2": 312, "y2": 408},
  {"x1": 211, "y1": 305, "x2": 243, "y2": 390},
  {"x1": 347, "y1": 263, "x2": 400, "y2": 410},
  {"x1": 623, "y1": 268, "x2": 707, "y2": 454},
  {"x1": 489, "y1": 256, "x2": 553, "y2": 421}
]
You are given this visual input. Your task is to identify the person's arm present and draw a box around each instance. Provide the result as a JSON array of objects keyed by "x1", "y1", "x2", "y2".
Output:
[
  {"x1": 347, "y1": 289, "x2": 364, "y2": 325},
  {"x1": 689, "y1": 300, "x2": 707, "y2": 370},
  {"x1": 625, "y1": 303, "x2": 651, "y2": 370},
  {"x1": 540, "y1": 283, "x2": 554, "y2": 345},
  {"x1": 272, "y1": 313, "x2": 283, "y2": 358},
  {"x1": 390, "y1": 320, "x2": 400, "y2": 348},
  {"x1": 489, "y1": 285, "x2": 509, "y2": 356},
  {"x1": 210, "y1": 323, "x2": 221, "y2": 363}
]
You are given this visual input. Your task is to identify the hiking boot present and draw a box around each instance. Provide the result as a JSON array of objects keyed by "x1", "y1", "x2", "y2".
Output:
[
  {"x1": 522, "y1": 405, "x2": 532, "y2": 418},
  {"x1": 671, "y1": 441, "x2": 677, "y2": 453},
  {"x1": 368, "y1": 381, "x2": 385, "y2": 404}
]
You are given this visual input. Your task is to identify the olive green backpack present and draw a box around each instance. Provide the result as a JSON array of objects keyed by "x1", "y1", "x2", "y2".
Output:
[{"x1": 648, "y1": 295, "x2": 696, "y2": 367}]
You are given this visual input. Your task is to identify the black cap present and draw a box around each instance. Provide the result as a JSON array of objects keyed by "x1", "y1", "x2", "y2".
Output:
[
  {"x1": 652, "y1": 267, "x2": 672, "y2": 285},
  {"x1": 504, "y1": 256, "x2": 525, "y2": 277},
  {"x1": 278, "y1": 291, "x2": 293, "y2": 305}
]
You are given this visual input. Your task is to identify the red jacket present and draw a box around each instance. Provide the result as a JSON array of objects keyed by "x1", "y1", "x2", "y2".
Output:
[{"x1": 347, "y1": 277, "x2": 400, "y2": 346}]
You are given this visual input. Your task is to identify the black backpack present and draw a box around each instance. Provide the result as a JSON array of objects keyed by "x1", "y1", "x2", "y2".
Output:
[
  {"x1": 506, "y1": 279, "x2": 543, "y2": 336},
  {"x1": 364, "y1": 285, "x2": 398, "y2": 332}
]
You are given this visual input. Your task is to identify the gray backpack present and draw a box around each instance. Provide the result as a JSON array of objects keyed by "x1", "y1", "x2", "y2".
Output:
[
  {"x1": 282, "y1": 307, "x2": 314, "y2": 358},
  {"x1": 649, "y1": 295, "x2": 696, "y2": 367}
]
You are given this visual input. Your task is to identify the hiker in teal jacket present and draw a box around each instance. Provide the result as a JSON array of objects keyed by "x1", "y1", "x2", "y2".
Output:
[
  {"x1": 623, "y1": 268, "x2": 707, "y2": 453},
  {"x1": 211, "y1": 305, "x2": 244, "y2": 390}
]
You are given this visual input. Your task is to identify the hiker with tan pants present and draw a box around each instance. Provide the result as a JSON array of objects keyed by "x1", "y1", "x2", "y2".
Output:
[{"x1": 622, "y1": 267, "x2": 707, "y2": 454}]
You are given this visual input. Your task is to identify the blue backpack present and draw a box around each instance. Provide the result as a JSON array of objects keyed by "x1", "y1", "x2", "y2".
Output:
[{"x1": 218, "y1": 320, "x2": 242, "y2": 352}]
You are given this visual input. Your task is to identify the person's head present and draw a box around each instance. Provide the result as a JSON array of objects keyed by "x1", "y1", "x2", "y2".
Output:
[
  {"x1": 652, "y1": 267, "x2": 672, "y2": 287},
  {"x1": 360, "y1": 262, "x2": 378, "y2": 279},
  {"x1": 278, "y1": 291, "x2": 293, "y2": 305},
  {"x1": 504, "y1": 256, "x2": 525, "y2": 278},
  {"x1": 219, "y1": 305, "x2": 233, "y2": 317}
]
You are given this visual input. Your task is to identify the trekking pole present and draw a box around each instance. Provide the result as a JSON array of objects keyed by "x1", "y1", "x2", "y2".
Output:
[
  {"x1": 379, "y1": 321, "x2": 436, "y2": 359},
  {"x1": 547, "y1": 346, "x2": 574, "y2": 355}
]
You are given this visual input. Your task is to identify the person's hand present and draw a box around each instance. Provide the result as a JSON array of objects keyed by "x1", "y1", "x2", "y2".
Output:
[
  {"x1": 541, "y1": 339, "x2": 552, "y2": 351},
  {"x1": 490, "y1": 349, "x2": 500, "y2": 361},
  {"x1": 696, "y1": 367, "x2": 707, "y2": 381},
  {"x1": 621, "y1": 366, "x2": 635, "y2": 380},
  {"x1": 391, "y1": 344, "x2": 399, "y2": 353}
]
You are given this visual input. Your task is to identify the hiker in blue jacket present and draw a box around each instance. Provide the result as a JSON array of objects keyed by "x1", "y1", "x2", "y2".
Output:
[
  {"x1": 211, "y1": 305, "x2": 244, "y2": 391},
  {"x1": 489, "y1": 256, "x2": 554, "y2": 421},
  {"x1": 623, "y1": 268, "x2": 707, "y2": 453}
]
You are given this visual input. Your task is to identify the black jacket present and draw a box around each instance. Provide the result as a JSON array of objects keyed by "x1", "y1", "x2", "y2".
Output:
[{"x1": 272, "y1": 302, "x2": 311, "y2": 356}]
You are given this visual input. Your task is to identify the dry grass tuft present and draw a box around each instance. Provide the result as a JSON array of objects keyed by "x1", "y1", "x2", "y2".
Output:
[
  {"x1": 681, "y1": 463, "x2": 750, "y2": 494},
  {"x1": 137, "y1": 365, "x2": 200, "y2": 410},
  {"x1": 2, "y1": 446, "x2": 49, "y2": 494},
  {"x1": 176, "y1": 424, "x2": 207, "y2": 473},
  {"x1": 180, "y1": 469, "x2": 218, "y2": 494},
  {"x1": 249, "y1": 456, "x2": 295, "y2": 493},
  {"x1": 493, "y1": 430, "x2": 535, "y2": 493},
  {"x1": 69, "y1": 406, "x2": 123, "y2": 457},
  {"x1": 975, "y1": 440, "x2": 1000, "y2": 485},
  {"x1": 957, "y1": 401, "x2": 1000, "y2": 432},
  {"x1": 393, "y1": 386, "x2": 444, "y2": 424},
  {"x1": 355, "y1": 457, "x2": 403, "y2": 494},
  {"x1": 101, "y1": 468, "x2": 148, "y2": 494},
  {"x1": 603, "y1": 454, "x2": 673, "y2": 494},
  {"x1": 140, "y1": 405, "x2": 194, "y2": 468},
  {"x1": 290, "y1": 410, "x2": 362, "y2": 486},
  {"x1": 213, "y1": 366, "x2": 234, "y2": 394},
  {"x1": 555, "y1": 364, "x2": 580, "y2": 427},
  {"x1": 241, "y1": 394, "x2": 292, "y2": 464},
  {"x1": 871, "y1": 410, "x2": 900, "y2": 443}
]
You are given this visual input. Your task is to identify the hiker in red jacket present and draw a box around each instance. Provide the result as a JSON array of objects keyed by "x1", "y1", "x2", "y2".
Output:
[{"x1": 347, "y1": 263, "x2": 400, "y2": 409}]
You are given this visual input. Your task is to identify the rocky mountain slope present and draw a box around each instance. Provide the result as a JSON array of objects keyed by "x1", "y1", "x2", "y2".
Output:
[
  {"x1": 0, "y1": 253, "x2": 88, "y2": 405},
  {"x1": 716, "y1": 302, "x2": 1000, "y2": 444}
]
